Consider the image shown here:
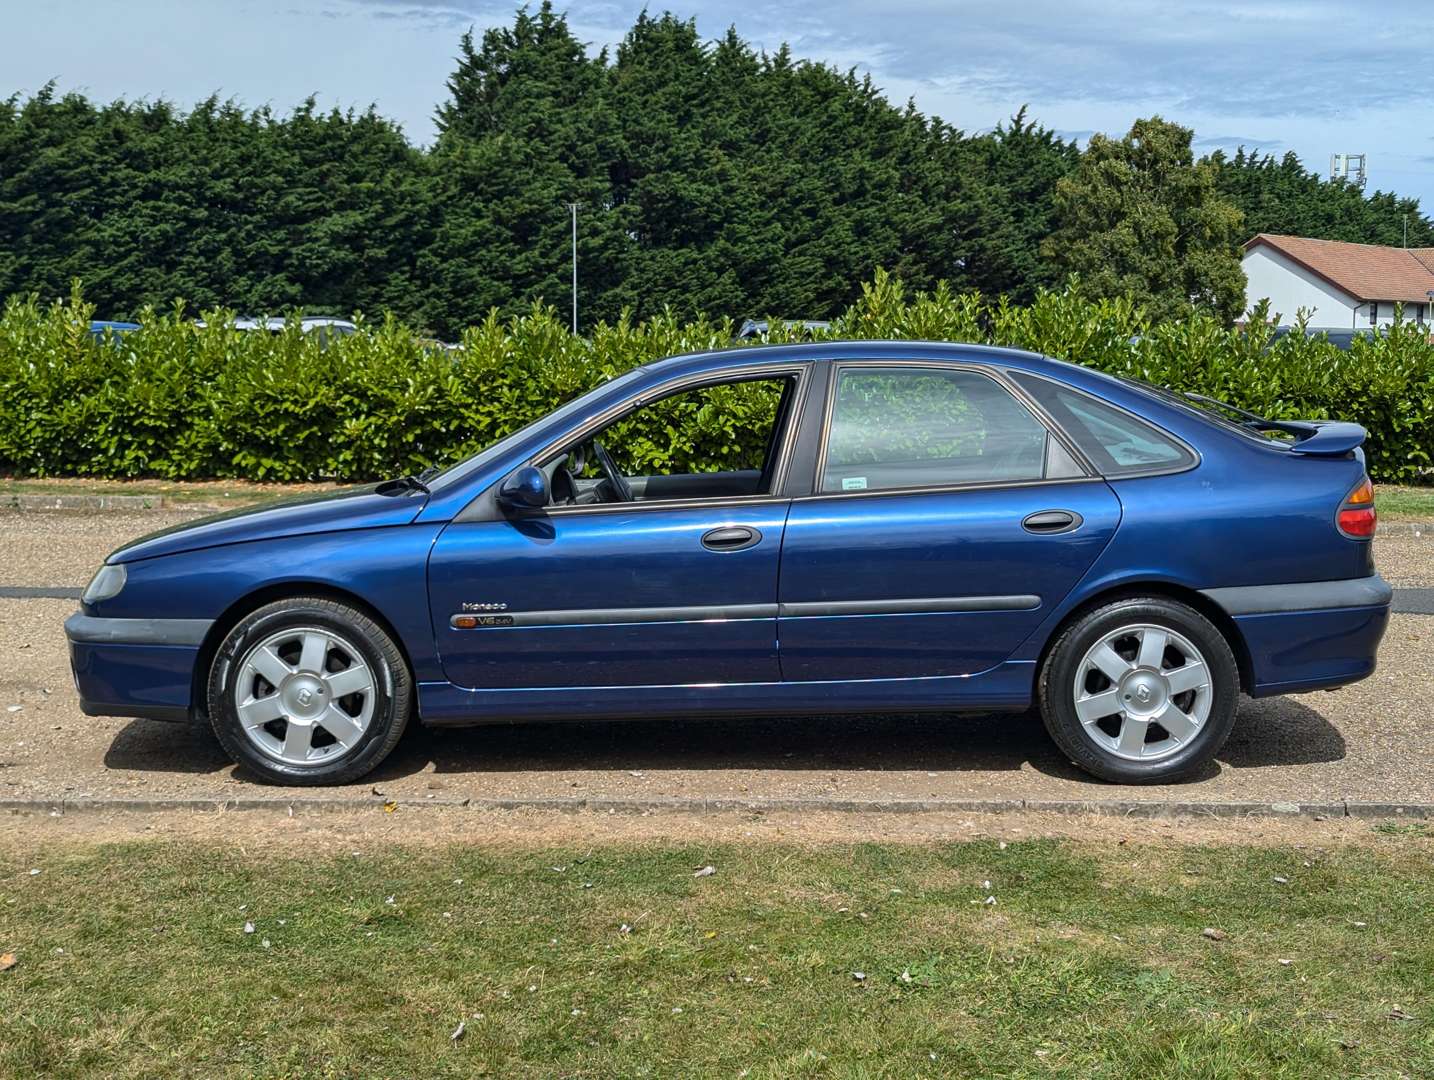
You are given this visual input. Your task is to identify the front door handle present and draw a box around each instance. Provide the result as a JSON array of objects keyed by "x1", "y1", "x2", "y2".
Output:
[
  {"x1": 702, "y1": 526, "x2": 761, "y2": 551},
  {"x1": 1022, "y1": 510, "x2": 1082, "y2": 534}
]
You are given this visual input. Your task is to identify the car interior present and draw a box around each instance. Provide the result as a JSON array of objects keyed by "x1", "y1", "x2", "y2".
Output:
[
  {"x1": 535, "y1": 364, "x2": 1104, "y2": 508},
  {"x1": 817, "y1": 367, "x2": 1083, "y2": 493},
  {"x1": 540, "y1": 375, "x2": 798, "y2": 506}
]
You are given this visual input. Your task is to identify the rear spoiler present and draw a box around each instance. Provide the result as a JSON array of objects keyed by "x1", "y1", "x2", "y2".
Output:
[{"x1": 1247, "y1": 419, "x2": 1367, "y2": 457}]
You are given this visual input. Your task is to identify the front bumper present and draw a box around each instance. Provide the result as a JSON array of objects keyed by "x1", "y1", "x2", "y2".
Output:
[
  {"x1": 65, "y1": 613, "x2": 213, "y2": 722},
  {"x1": 1200, "y1": 575, "x2": 1392, "y2": 696}
]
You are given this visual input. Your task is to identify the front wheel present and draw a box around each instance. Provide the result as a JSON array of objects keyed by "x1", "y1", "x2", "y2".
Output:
[
  {"x1": 1038, "y1": 597, "x2": 1239, "y2": 783},
  {"x1": 207, "y1": 597, "x2": 412, "y2": 785}
]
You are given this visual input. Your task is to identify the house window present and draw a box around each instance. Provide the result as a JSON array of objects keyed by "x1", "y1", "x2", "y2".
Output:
[{"x1": 1369, "y1": 302, "x2": 1379, "y2": 326}]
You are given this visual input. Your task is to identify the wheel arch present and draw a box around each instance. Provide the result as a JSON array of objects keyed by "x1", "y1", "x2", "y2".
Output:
[
  {"x1": 191, "y1": 581, "x2": 419, "y2": 719},
  {"x1": 1034, "y1": 581, "x2": 1253, "y2": 696}
]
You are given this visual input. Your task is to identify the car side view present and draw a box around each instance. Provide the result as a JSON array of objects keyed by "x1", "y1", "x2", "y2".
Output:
[{"x1": 65, "y1": 341, "x2": 1392, "y2": 785}]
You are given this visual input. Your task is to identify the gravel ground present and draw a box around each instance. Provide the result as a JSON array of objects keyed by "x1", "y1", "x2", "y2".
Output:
[
  {"x1": 1, "y1": 507, "x2": 1430, "y2": 807},
  {"x1": 1369, "y1": 532, "x2": 1434, "y2": 587},
  {"x1": 0, "y1": 509, "x2": 207, "y2": 587},
  {"x1": 3, "y1": 595, "x2": 1432, "y2": 807}
]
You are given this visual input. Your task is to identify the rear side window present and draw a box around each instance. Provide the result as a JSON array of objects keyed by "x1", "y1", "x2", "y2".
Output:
[
  {"x1": 1011, "y1": 373, "x2": 1195, "y2": 477},
  {"x1": 820, "y1": 366, "x2": 1064, "y2": 493}
]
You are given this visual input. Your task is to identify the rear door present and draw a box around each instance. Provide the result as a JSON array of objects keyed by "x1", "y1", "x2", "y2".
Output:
[{"x1": 777, "y1": 361, "x2": 1122, "y2": 681}]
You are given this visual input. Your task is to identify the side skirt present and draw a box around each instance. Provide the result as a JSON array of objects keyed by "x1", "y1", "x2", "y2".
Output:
[{"x1": 417, "y1": 661, "x2": 1036, "y2": 726}]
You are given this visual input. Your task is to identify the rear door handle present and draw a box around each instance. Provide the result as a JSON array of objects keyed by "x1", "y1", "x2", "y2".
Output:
[
  {"x1": 702, "y1": 526, "x2": 761, "y2": 551},
  {"x1": 1022, "y1": 510, "x2": 1081, "y2": 534}
]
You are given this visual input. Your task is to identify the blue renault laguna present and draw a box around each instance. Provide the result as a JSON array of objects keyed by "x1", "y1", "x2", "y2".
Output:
[{"x1": 66, "y1": 342, "x2": 1391, "y2": 785}]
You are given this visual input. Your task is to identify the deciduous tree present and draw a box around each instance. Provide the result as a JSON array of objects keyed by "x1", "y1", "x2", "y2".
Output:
[{"x1": 1044, "y1": 117, "x2": 1247, "y2": 324}]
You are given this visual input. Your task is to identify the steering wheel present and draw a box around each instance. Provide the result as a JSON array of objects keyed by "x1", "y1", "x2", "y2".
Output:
[{"x1": 590, "y1": 438, "x2": 633, "y2": 502}]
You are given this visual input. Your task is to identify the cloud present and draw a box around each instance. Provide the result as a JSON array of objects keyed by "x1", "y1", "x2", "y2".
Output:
[
  {"x1": 330, "y1": 0, "x2": 1429, "y2": 121},
  {"x1": 334, "y1": 1, "x2": 511, "y2": 30},
  {"x1": 1194, "y1": 135, "x2": 1284, "y2": 149}
]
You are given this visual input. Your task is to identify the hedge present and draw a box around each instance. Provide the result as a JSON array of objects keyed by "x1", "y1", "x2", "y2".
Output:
[{"x1": 2, "y1": 272, "x2": 1433, "y2": 484}]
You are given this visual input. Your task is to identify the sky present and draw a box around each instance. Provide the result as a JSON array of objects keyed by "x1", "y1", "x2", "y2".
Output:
[{"x1": 7, "y1": 0, "x2": 1434, "y2": 215}]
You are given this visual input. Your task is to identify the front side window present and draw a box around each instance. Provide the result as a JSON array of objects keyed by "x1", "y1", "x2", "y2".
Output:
[
  {"x1": 544, "y1": 374, "x2": 795, "y2": 506},
  {"x1": 1011, "y1": 373, "x2": 1194, "y2": 477},
  {"x1": 819, "y1": 367, "x2": 1058, "y2": 494}
]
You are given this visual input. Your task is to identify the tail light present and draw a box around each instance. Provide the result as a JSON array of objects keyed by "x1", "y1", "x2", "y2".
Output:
[{"x1": 1336, "y1": 478, "x2": 1376, "y2": 539}]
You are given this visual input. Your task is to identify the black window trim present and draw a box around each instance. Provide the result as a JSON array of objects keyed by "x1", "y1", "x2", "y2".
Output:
[
  {"x1": 803, "y1": 358, "x2": 1099, "y2": 502},
  {"x1": 1006, "y1": 369, "x2": 1201, "y2": 480}
]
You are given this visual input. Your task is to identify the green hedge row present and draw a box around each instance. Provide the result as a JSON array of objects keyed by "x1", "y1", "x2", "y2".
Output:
[{"x1": 2, "y1": 273, "x2": 1433, "y2": 483}]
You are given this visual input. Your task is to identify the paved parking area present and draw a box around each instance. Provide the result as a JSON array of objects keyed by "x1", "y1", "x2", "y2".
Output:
[{"x1": 1, "y1": 508, "x2": 1431, "y2": 809}]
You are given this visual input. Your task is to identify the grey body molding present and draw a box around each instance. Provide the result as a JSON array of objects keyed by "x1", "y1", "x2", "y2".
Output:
[
  {"x1": 65, "y1": 613, "x2": 213, "y2": 647},
  {"x1": 448, "y1": 596, "x2": 1042, "y2": 629},
  {"x1": 1200, "y1": 575, "x2": 1392, "y2": 616}
]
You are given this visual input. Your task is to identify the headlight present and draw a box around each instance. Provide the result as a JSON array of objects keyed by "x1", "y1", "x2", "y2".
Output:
[{"x1": 82, "y1": 563, "x2": 127, "y2": 605}]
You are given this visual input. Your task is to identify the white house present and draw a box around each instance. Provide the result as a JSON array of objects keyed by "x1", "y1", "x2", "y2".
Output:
[{"x1": 1243, "y1": 234, "x2": 1434, "y2": 327}]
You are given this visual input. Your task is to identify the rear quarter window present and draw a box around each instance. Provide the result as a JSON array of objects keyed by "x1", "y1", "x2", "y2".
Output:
[{"x1": 1010, "y1": 372, "x2": 1195, "y2": 477}]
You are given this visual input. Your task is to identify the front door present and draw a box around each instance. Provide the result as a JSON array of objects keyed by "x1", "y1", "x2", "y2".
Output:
[
  {"x1": 429, "y1": 503, "x2": 788, "y2": 689},
  {"x1": 428, "y1": 367, "x2": 804, "y2": 691},
  {"x1": 777, "y1": 362, "x2": 1122, "y2": 681}
]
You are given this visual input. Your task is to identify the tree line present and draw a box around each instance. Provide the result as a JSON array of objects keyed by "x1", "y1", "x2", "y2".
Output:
[{"x1": 2, "y1": 3, "x2": 1430, "y2": 339}]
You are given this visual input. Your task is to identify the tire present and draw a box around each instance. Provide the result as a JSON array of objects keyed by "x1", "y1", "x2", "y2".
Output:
[
  {"x1": 207, "y1": 597, "x2": 412, "y2": 785},
  {"x1": 1037, "y1": 596, "x2": 1239, "y2": 784}
]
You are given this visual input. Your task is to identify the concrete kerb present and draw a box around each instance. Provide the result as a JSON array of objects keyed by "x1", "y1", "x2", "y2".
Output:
[
  {"x1": 3, "y1": 494, "x2": 168, "y2": 511},
  {"x1": 2, "y1": 795, "x2": 1430, "y2": 819},
  {"x1": 1376, "y1": 521, "x2": 1434, "y2": 537}
]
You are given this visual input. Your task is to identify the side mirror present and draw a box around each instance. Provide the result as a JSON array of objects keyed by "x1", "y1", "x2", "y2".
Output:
[{"x1": 497, "y1": 465, "x2": 548, "y2": 510}]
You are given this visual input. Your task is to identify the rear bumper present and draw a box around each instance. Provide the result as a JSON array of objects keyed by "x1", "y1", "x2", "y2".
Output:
[
  {"x1": 1200, "y1": 576, "x2": 1392, "y2": 696},
  {"x1": 65, "y1": 613, "x2": 210, "y2": 723}
]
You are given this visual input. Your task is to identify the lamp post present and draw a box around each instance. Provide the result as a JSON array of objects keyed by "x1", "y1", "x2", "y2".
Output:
[{"x1": 566, "y1": 202, "x2": 579, "y2": 335}]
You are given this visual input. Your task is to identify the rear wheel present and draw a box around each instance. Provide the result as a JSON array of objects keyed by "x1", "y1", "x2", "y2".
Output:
[
  {"x1": 1038, "y1": 597, "x2": 1239, "y2": 783},
  {"x1": 207, "y1": 597, "x2": 411, "y2": 785}
]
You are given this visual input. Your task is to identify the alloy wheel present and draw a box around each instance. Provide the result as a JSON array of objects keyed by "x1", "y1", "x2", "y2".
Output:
[
  {"x1": 1072, "y1": 623, "x2": 1213, "y2": 761},
  {"x1": 233, "y1": 626, "x2": 376, "y2": 766}
]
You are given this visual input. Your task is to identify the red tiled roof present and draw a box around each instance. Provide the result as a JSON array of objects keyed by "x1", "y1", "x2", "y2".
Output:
[{"x1": 1245, "y1": 234, "x2": 1434, "y2": 304}]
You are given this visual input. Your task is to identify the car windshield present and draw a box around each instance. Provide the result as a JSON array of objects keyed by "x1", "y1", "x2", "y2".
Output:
[{"x1": 418, "y1": 366, "x2": 651, "y2": 490}]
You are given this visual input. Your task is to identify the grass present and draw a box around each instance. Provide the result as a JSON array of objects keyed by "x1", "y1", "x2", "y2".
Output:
[
  {"x1": 1, "y1": 836, "x2": 1431, "y2": 1078},
  {"x1": 1377, "y1": 483, "x2": 1434, "y2": 521},
  {"x1": 0, "y1": 476, "x2": 337, "y2": 508}
]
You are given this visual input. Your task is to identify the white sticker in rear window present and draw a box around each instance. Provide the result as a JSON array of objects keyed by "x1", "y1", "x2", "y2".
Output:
[{"x1": 842, "y1": 476, "x2": 868, "y2": 491}]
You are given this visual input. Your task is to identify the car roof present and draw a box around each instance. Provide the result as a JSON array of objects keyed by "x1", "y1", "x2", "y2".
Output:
[
  {"x1": 228, "y1": 317, "x2": 357, "y2": 330},
  {"x1": 639, "y1": 339, "x2": 1072, "y2": 380}
]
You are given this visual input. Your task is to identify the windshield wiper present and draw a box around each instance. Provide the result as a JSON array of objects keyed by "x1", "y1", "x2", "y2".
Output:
[
  {"x1": 1178, "y1": 392, "x2": 1269, "y2": 427},
  {"x1": 376, "y1": 474, "x2": 430, "y2": 496},
  {"x1": 1120, "y1": 376, "x2": 1306, "y2": 439},
  {"x1": 1173, "y1": 390, "x2": 1316, "y2": 439}
]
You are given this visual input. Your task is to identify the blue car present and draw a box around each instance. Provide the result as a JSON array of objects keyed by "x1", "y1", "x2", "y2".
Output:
[
  {"x1": 89, "y1": 320, "x2": 141, "y2": 341},
  {"x1": 65, "y1": 342, "x2": 1391, "y2": 786}
]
